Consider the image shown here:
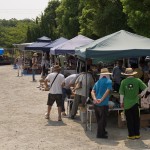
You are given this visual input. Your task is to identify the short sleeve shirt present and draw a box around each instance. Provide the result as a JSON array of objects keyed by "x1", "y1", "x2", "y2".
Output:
[
  {"x1": 93, "y1": 77, "x2": 112, "y2": 106},
  {"x1": 119, "y1": 77, "x2": 147, "y2": 109},
  {"x1": 45, "y1": 72, "x2": 65, "y2": 94},
  {"x1": 75, "y1": 73, "x2": 94, "y2": 97}
]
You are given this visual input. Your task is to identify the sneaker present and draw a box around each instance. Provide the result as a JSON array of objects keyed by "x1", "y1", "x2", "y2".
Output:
[
  {"x1": 135, "y1": 135, "x2": 141, "y2": 139},
  {"x1": 127, "y1": 136, "x2": 135, "y2": 140},
  {"x1": 45, "y1": 113, "x2": 49, "y2": 119}
]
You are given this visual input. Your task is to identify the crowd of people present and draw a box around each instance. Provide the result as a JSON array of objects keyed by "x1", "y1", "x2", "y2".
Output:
[{"x1": 14, "y1": 53, "x2": 150, "y2": 140}]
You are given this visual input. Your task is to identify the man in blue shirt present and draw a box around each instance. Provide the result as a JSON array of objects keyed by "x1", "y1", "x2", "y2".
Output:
[{"x1": 91, "y1": 68, "x2": 112, "y2": 139}]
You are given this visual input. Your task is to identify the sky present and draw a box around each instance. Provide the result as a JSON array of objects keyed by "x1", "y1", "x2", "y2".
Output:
[{"x1": 0, "y1": 0, "x2": 50, "y2": 20}]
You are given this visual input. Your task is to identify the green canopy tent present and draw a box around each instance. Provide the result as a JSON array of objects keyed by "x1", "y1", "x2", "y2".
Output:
[{"x1": 75, "y1": 30, "x2": 150, "y2": 63}]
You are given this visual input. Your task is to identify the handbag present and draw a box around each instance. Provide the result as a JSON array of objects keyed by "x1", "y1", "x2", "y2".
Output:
[{"x1": 141, "y1": 94, "x2": 149, "y2": 109}]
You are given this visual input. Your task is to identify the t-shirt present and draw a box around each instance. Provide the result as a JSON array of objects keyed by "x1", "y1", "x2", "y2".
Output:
[
  {"x1": 112, "y1": 66, "x2": 124, "y2": 84},
  {"x1": 119, "y1": 77, "x2": 147, "y2": 109},
  {"x1": 64, "y1": 74, "x2": 79, "y2": 89},
  {"x1": 75, "y1": 73, "x2": 94, "y2": 97},
  {"x1": 93, "y1": 77, "x2": 112, "y2": 106},
  {"x1": 32, "y1": 57, "x2": 38, "y2": 69},
  {"x1": 45, "y1": 72, "x2": 65, "y2": 94},
  {"x1": 16, "y1": 57, "x2": 23, "y2": 66}
]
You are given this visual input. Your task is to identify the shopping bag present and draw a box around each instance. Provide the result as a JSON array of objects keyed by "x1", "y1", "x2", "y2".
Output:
[{"x1": 141, "y1": 95, "x2": 149, "y2": 109}]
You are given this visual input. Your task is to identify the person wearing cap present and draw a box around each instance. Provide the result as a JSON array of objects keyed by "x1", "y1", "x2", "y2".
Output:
[
  {"x1": 119, "y1": 68, "x2": 147, "y2": 140},
  {"x1": 32, "y1": 53, "x2": 38, "y2": 81},
  {"x1": 44, "y1": 65, "x2": 65, "y2": 121},
  {"x1": 91, "y1": 68, "x2": 112, "y2": 139}
]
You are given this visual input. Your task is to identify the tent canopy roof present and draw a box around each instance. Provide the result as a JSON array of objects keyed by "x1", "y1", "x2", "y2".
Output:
[
  {"x1": 42, "y1": 37, "x2": 68, "y2": 51},
  {"x1": 37, "y1": 36, "x2": 51, "y2": 42},
  {"x1": 76, "y1": 30, "x2": 150, "y2": 61},
  {"x1": 25, "y1": 36, "x2": 52, "y2": 51},
  {"x1": 13, "y1": 43, "x2": 32, "y2": 51},
  {"x1": 50, "y1": 35, "x2": 94, "y2": 55}
]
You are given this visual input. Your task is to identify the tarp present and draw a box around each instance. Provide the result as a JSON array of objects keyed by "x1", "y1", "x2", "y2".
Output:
[
  {"x1": 0, "y1": 48, "x2": 4, "y2": 55},
  {"x1": 75, "y1": 30, "x2": 150, "y2": 62},
  {"x1": 50, "y1": 35, "x2": 94, "y2": 55},
  {"x1": 25, "y1": 36, "x2": 52, "y2": 51},
  {"x1": 42, "y1": 37, "x2": 68, "y2": 51},
  {"x1": 13, "y1": 43, "x2": 32, "y2": 51}
]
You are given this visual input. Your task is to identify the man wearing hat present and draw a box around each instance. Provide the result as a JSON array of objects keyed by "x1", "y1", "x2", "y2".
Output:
[
  {"x1": 119, "y1": 68, "x2": 147, "y2": 140},
  {"x1": 32, "y1": 53, "x2": 38, "y2": 81},
  {"x1": 91, "y1": 68, "x2": 112, "y2": 139},
  {"x1": 44, "y1": 65, "x2": 65, "y2": 121}
]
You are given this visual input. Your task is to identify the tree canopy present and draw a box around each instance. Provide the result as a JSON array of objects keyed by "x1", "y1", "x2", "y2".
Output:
[{"x1": 0, "y1": 0, "x2": 150, "y2": 48}]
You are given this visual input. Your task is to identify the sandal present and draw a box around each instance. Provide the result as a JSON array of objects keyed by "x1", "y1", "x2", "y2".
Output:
[{"x1": 45, "y1": 113, "x2": 49, "y2": 119}]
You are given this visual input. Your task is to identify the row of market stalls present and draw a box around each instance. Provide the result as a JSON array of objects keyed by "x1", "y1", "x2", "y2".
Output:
[{"x1": 14, "y1": 30, "x2": 150, "y2": 75}]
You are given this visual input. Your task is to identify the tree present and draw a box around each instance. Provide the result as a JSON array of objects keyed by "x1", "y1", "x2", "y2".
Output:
[
  {"x1": 79, "y1": 0, "x2": 129, "y2": 38},
  {"x1": 0, "y1": 19, "x2": 35, "y2": 47},
  {"x1": 121, "y1": 0, "x2": 150, "y2": 37},
  {"x1": 56, "y1": 0, "x2": 80, "y2": 39}
]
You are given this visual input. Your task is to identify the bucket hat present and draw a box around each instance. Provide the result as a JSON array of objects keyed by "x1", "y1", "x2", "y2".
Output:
[
  {"x1": 53, "y1": 65, "x2": 61, "y2": 72},
  {"x1": 121, "y1": 68, "x2": 137, "y2": 76},
  {"x1": 99, "y1": 68, "x2": 112, "y2": 75}
]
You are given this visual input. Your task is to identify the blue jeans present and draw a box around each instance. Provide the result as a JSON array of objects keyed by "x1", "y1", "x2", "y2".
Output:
[
  {"x1": 32, "y1": 69, "x2": 36, "y2": 81},
  {"x1": 62, "y1": 88, "x2": 71, "y2": 112}
]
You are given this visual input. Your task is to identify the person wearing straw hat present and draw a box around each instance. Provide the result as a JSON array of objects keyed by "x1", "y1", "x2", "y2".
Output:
[
  {"x1": 91, "y1": 68, "x2": 112, "y2": 139},
  {"x1": 44, "y1": 65, "x2": 65, "y2": 121},
  {"x1": 119, "y1": 68, "x2": 147, "y2": 140},
  {"x1": 32, "y1": 53, "x2": 38, "y2": 81}
]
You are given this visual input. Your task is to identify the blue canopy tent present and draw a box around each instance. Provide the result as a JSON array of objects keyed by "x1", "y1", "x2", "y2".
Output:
[
  {"x1": 0, "y1": 48, "x2": 4, "y2": 55},
  {"x1": 75, "y1": 30, "x2": 150, "y2": 63},
  {"x1": 50, "y1": 35, "x2": 94, "y2": 55},
  {"x1": 42, "y1": 37, "x2": 68, "y2": 51},
  {"x1": 25, "y1": 36, "x2": 52, "y2": 52}
]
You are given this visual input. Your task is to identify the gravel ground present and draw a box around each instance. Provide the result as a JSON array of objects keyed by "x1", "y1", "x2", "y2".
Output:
[{"x1": 0, "y1": 65, "x2": 150, "y2": 150}]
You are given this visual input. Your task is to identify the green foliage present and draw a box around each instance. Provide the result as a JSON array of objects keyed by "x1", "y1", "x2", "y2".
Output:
[
  {"x1": 0, "y1": 19, "x2": 35, "y2": 48},
  {"x1": 26, "y1": 0, "x2": 60, "y2": 42},
  {"x1": 1, "y1": 0, "x2": 150, "y2": 49},
  {"x1": 121, "y1": 0, "x2": 150, "y2": 37},
  {"x1": 56, "y1": 0, "x2": 80, "y2": 39}
]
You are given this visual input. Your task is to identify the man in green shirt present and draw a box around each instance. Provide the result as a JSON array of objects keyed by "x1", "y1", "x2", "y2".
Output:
[{"x1": 119, "y1": 68, "x2": 147, "y2": 140}]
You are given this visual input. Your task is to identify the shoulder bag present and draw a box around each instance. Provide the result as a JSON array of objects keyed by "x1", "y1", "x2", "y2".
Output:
[{"x1": 49, "y1": 73, "x2": 59, "y2": 90}]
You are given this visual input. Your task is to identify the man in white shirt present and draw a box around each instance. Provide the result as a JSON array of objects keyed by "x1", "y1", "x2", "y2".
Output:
[
  {"x1": 61, "y1": 74, "x2": 79, "y2": 116},
  {"x1": 44, "y1": 65, "x2": 65, "y2": 121}
]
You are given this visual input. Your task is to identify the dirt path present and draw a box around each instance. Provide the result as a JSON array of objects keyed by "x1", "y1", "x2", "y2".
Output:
[{"x1": 0, "y1": 65, "x2": 150, "y2": 150}]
